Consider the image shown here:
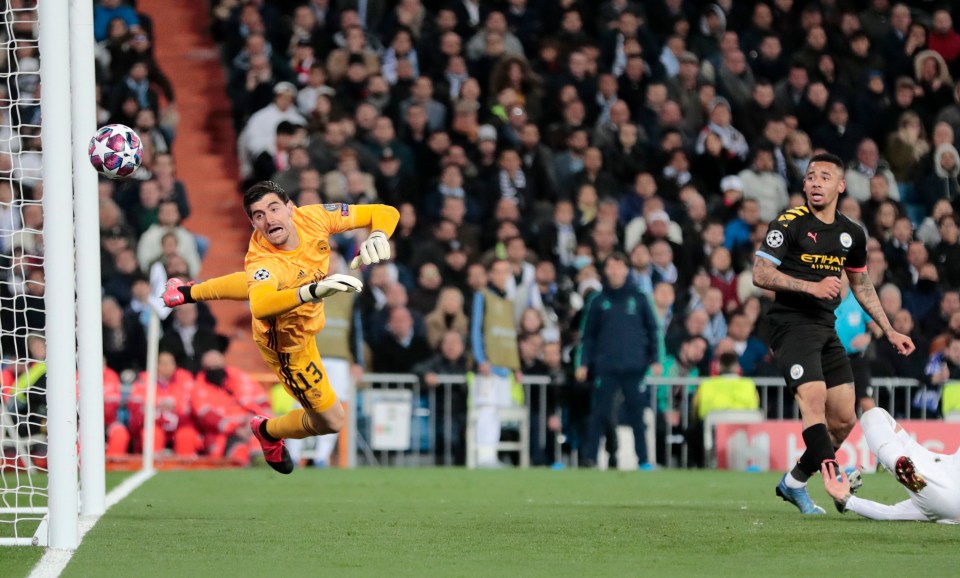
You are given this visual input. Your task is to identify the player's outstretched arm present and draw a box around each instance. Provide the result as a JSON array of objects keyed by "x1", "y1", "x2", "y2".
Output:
[
  {"x1": 249, "y1": 284, "x2": 302, "y2": 320},
  {"x1": 821, "y1": 461, "x2": 924, "y2": 521},
  {"x1": 248, "y1": 275, "x2": 363, "y2": 319},
  {"x1": 848, "y1": 270, "x2": 915, "y2": 355},
  {"x1": 349, "y1": 204, "x2": 400, "y2": 269},
  {"x1": 752, "y1": 256, "x2": 840, "y2": 299},
  {"x1": 191, "y1": 272, "x2": 249, "y2": 301},
  {"x1": 163, "y1": 272, "x2": 249, "y2": 307},
  {"x1": 296, "y1": 274, "x2": 363, "y2": 304}
]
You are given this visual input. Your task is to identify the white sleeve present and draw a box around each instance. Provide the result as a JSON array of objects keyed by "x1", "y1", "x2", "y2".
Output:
[{"x1": 845, "y1": 496, "x2": 929, "y2": 522}]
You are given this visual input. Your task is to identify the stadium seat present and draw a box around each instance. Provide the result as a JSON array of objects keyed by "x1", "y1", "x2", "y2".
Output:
[
  {"x1": 703, "y1": 409, "x2": 765, "y2": 468},
  {"x1": 465, "y1": 405, "x2": 530, "y2": 469}
]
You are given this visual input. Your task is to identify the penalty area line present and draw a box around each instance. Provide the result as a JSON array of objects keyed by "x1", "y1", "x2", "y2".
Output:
[{"x1": 28, "y1": 469, "x2": 156, "y2": 578}]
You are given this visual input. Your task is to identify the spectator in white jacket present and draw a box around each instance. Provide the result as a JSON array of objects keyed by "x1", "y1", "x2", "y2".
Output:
[
  {"x1": 695, "y1": 97, "x2": 750, "y2": 161},
  {"x1": 504, "y1": 235, "x2": 542, "y2": 324},
  {"x1": 843, "y1": 138, "x2": 899, "y2": 203},
  {"x1": 465, "y1": 12, "x2": 524, "y2": 61},
  {"x1": 137, "y1": 200, "x2": 201, "y2": 278},
  {"x1": 738, "y1": 144, "x2": 789, "y2": 222},
  {"x1": 237, "y1": 82, "x2": 306, "y2": 179}
]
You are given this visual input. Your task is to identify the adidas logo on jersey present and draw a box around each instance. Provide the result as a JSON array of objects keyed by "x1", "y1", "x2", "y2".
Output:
[{"x1": 297, "y1": 269, "x2": 306, "y2": 279}]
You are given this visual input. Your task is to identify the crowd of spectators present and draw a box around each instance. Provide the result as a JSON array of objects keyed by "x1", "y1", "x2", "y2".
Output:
[
  {"x1": 7, "y1": 0, "x2": 960, "y2": 466},
  {"x1": 204, "y1": 0, "x2": 960, "y2": 464}
]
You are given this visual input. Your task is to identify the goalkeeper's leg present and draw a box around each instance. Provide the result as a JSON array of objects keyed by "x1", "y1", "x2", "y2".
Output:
[{"x1": 251, "y1": 342, "x2": 344, "y2": 473}]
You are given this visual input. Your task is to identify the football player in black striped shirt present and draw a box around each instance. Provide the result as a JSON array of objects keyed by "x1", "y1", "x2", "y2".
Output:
[{"x1": 753, "y1": 152, "x2": 915, "y2": 514}]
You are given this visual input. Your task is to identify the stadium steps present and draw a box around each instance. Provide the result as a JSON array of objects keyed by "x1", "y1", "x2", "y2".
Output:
[{"x1": 142, "y1": 0, "x2": 265, "y2": 375}]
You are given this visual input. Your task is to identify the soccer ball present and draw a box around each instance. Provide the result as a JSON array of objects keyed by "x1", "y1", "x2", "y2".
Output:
[{"x1": 88, "y1": 124, "x2": 143, "y2": 179}]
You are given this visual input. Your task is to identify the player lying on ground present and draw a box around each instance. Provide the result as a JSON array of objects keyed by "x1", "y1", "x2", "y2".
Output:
[
  {"x1": 822, "y1": 408, "x2": 960, "y2": 523},
  {"x1": 165, "y1": 181, "x2": 398, "y2": 474}
]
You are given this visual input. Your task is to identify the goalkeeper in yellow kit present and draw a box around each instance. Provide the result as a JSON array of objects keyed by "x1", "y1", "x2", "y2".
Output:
[{"x1": 164, "y1": 181, "x2": 398, "y2": 473}]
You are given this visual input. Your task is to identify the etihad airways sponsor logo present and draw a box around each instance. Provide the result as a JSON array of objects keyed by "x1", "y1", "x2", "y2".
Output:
[{"x1": 800, "y1": 253, "x2": 846, "y2": 271}]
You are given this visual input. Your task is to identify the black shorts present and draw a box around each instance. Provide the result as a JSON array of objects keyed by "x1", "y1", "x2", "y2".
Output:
[{"x1": 769, "y1": 322, "x2": 854, "y2": 391}]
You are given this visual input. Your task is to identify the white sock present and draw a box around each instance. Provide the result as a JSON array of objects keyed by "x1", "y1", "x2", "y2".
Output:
[
  {"x1": 314, "y1": 433, "x2": 339, "y2": 464},
  {"x1": 477, "y1": 446, "x2": 498, "y2": 466},
  {"x1": 784, "y1": 472, "x2": 807, "y2": 489}
]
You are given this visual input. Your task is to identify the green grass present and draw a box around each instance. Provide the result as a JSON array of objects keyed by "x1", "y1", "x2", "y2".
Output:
[
  {"x1": 2, "y1": 472, "x2": 129, "y2": 577},
  {"x1": 2, "y1": 470, "x2": 49, "y2": 540},
  {"x1": 2, "y1": 468, "x2": 950, "y2": 577}
]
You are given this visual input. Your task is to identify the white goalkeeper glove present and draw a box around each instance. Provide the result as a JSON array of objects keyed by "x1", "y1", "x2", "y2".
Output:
[
  {"x1": 297, "y1": 274, "x2": 363, "y2": 303},
  {"x1": 350, "y1": 231, "x2": 390, "y2": 269}
]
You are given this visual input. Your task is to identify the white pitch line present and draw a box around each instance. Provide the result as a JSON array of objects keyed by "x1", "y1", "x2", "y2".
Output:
[{"x1": 27, "y1": 469, "x2": 156, "y2": 578}]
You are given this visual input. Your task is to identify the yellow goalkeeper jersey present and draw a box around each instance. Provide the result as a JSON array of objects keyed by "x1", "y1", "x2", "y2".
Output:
[{"x1": 244, "y1": 203, "x2": 395, "y2": 353}]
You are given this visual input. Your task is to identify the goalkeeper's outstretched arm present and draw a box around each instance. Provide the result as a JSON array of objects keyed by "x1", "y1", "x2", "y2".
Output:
[
  {"x1": 349, "y1": 204, "x2": 400, "y2": 269},
  {"x1": 351, "y1": 204, "x2": 400, "y2": 237},
  {"x1": 165, "y1": 204, "x2": 397, "y2": 310},
  {"x1": 164, "y1": 272, "x2": 249, "y2": 307},
  {"x1": 191, "y1": 272, "x2": 249, "y2": 301},
  {"x1": 249, "y1": 275, "x2": 363, "y2": 320}
]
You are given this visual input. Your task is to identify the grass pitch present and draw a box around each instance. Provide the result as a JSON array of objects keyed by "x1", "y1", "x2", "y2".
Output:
[
  {"x1": 2, "y1": 471, "x2": 130, "y2": 577},
  {"x1": 4, "y1": 468, "x2": 957, "y2": 577}
]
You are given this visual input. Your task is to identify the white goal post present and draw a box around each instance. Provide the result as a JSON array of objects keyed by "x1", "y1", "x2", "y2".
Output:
[
  {"x1": 0, "y1": 0, "x2": 104, "y2": 549},
  {"x1": 39, "y1": 0, "x2": 79, "y2": 550}
]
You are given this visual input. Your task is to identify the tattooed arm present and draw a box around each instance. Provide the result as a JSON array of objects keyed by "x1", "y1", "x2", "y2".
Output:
[
  {"x1": 847, "y1": 270, "x2": 893, "y2": 333},
  {"x1": 752, "y1": 256, "x2": 839, "y2": 299},
  {"x1": 752, "y1": 256, "x2": 808, "y2": 293},
  {"x1": 848, "y1": 270, "x2": 916, "y2": 355}
]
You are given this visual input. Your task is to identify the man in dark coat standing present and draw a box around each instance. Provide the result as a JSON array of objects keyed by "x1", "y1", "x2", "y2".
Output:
[{"x1": 575, "y1": 252, "x2": 661, "y2": 469}]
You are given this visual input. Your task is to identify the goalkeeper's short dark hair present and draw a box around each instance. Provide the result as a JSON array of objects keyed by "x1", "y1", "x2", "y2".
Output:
[{"x1": 243, "y1": 181, "x2": 291, "y2": 217}]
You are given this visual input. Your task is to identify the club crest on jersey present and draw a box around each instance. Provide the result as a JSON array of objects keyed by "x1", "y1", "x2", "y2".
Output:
[
  {"x1": 840, "y1": 232, "x2": 853, "y2": 248},
  {"x1": 253, "y1": 268, "x2": 271, "y2": 281},
  {"x1": 766, "y1": 230, "x2": 784, "y2": 248},
  {"x1": 790, "y1": 364, "x2": 804, "y2": 380}
]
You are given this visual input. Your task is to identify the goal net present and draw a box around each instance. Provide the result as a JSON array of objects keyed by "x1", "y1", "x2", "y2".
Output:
[{"x1": 0, "y1": 0, "x2": 46, "y2": 545}]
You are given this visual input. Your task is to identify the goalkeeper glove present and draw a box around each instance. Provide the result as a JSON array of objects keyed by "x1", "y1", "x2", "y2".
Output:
[
  {"x1": 350, "y1": 231, "x2": 390, "y2": 269},
  {"x1": 297, "y1": 274, "x2": 364, "y2": 304},
  {"x1": 162, "y1": 278, "x2": 195, "y2": 307}
]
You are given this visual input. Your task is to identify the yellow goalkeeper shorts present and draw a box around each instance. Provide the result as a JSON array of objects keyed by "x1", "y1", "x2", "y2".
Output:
[{"x1": 257, "y1": 339, "x2": 338, "y2": 413}]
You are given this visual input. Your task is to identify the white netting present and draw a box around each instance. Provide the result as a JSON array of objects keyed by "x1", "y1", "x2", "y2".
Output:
[{"x1": 0, "y1": 0, "x2": 47, "y2": 543}]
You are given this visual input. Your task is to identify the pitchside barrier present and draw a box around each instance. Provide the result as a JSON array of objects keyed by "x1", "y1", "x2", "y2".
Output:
[
  {"x1": 350, "y1": 374, "x2": 553, "y2": 468},
  {"x1": 715, "y1": 419, "x2": 960, "y2": 472},
  {"x1": 347, "y1": 375, "x2": 928, "y2": 470}
]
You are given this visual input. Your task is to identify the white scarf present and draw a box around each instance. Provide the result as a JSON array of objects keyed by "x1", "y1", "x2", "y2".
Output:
[
  {"x1": 498, "y1": 169, "x2": 527, "y2": 206},
  {"x1": 439, "y1": 183, "x2": 465, "y2": 198},
  {"x1": 663, "y1": 165, "x2": 692, "y2": 186},
  {"x1": 652, "y1": 262, "x2": 678, "y2": 284}
]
